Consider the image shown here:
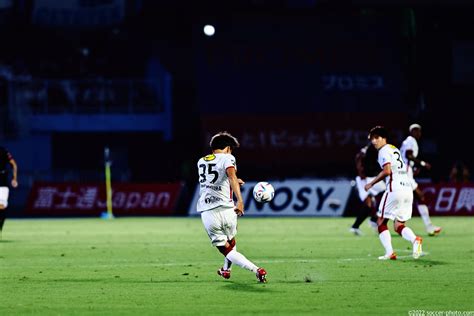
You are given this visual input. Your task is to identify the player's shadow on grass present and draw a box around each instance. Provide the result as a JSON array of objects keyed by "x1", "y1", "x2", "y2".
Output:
[
  {"x1": 400, "y1": 259, "x2": 448, "y2": 266},
  {"x1": 50, "y1": 278, "x2": 113, "y2": 283},
  {"x1": 415, "y1": 259, "x2": 448, "y2": 266},
  {"x1": 222, "y1": 281, "x2": 275, "y2": 292}
]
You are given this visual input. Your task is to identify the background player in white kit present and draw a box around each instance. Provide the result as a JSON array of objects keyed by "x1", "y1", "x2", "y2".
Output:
[
  {"x1": 197, "y1": 131, "x2": 267, "y2": 282},
  {"x1": 364, "y1": 126, "x2": 423, "y2": 260},
  {"x1": 350, "y1": 142, "x2": 385, "y2": 236},
  {"x1": 400, "y1": 123, "x2": 441, "y2": 236}
]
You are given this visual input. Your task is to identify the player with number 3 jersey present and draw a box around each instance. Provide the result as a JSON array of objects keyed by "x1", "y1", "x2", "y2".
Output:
[{"x1": 364, "y1": 126, "x2": 423, "y2": 260}]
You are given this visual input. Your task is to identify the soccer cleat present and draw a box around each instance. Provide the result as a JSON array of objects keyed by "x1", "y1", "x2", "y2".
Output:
[
  {"x1": 378, "y1": 252, "x2": 397, "y2": 260},
  {"x1": 217, "y1": 268, "x2": 231, "y2": 279},
  {"x1": 349, "y1": 227, "x2": 364, "y2": 236},
  {"x1": 413, "y1": 236, "x2": 423, "y2": 259},
  {"x1": 256, "y1": 268, "x2": 267, "y2": 283},
  {"x1": 428, "y1": 226, "x2": 442, "y2": 236}
]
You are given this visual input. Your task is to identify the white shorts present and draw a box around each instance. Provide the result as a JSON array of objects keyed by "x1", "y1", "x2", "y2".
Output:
[
  {"x1": 0, "y1": 187, "x2": 9, "y2": 208},
  {"x1": 200, "y1": 205, "x2": 237, "y2": 247},
  {"x1": 356, "y1": 176, "x2": 386, "y2": 202},
  {"x1": 407, "y1": 167, "x2": 418, "y2": 190},
  {"x1": 377, "y1": 190, "x2": 414, "y2": 222}
]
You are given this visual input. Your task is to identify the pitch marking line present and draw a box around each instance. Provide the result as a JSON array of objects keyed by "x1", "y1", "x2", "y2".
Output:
[{"x1": 148, "y1": 251, "x2": 430, "y2": 267}]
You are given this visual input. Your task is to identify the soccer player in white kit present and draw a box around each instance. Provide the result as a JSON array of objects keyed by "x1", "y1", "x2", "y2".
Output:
[
  {"x1": 400, "y1": 123, "x2": 441, "y2": 236},
  {"x1": 197, "y1": 131, "x2": 267, "y2": 282},
  {"x1": 364, "y1": 126, "x2": 423, "y2": 260}
]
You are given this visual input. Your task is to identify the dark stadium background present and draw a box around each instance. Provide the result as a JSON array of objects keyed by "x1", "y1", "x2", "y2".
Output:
[{"x1": 0, "y1": 0, "x2": 472, "y2": 215}]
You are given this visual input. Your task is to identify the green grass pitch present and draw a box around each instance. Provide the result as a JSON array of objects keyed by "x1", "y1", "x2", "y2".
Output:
[{"x1": 1, "y1": 216, "x2": 473, "y2": 315}]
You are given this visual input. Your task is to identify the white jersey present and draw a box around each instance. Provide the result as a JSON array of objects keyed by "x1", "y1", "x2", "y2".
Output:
[
  {"x1": 196, "y1": 153, "x2": 236, "y2": 212},
  {"x1": 0, "y1": 187, "x2": 9, "y2": 208},
  {"x1": 400, "y1": 135, "x2": 418, "y2": 170},
  {"x1": 377, "y1": 144, "x2": 412, "y2": 192}
]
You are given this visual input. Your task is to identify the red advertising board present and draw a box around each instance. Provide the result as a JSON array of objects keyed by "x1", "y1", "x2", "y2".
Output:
[
  {"x1": 418, "y1": 183, "x2": 474, "y2": 216},
  {"x1": 25, "y1": 182, "x2": 183, "y2": 217},
  {"x1": 201, "y1": 113, "x2": 408, "y2": 166}
]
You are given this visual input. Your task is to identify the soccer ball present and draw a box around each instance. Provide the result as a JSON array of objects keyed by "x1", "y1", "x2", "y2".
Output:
[{"x1": 253, "y1": 182, "x2": 275, "y2": 203}]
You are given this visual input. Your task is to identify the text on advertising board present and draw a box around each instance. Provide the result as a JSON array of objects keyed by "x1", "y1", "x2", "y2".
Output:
[
  {"x1": 188, "y1": 179, "x2": 352, "y2": 217},
  {"x1": 26, "y1": 182, "x2": 183, "y2": 216}
]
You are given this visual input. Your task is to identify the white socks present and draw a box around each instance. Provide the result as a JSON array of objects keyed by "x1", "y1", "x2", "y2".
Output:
[
  {"x1": 226, "y1": 249, "x2": 258, "y2": 273},
  {"x1": 223, "y1": 246, "x2": 235, "y2": 270},
  {"x1": 417, "y1": 204, "x2": 433, "y2": 230},
  {"x1": 378, "y1": 230, "x2": 394, "y2": 256},
  {"x1": 223, "y1": 258, "x2": 232, "y2": 270},
  {"x1": 401, "y1": 227, "x2": 417, "y2": 243}
]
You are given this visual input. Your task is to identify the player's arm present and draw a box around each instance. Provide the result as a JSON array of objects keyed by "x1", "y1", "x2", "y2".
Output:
[
  {"x1": 9, "y1": 158, "x2": 18, "y2": 188},
  {"x1": 364, "y1": 163, "x2": 391, "y2": 191},
  {"x1": 355, "y1": 151, "x2": 366, "y2": 178},
  {"x1": 226, "y1": 167, "x2": 244, "y2": 216},
  {"x1": 405, "y1": 149, "x2": 431, "y2": 170}
]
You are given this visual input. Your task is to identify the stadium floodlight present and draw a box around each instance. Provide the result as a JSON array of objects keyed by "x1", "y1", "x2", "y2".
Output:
[{"x1": 203, "y1": 24, "x2": 215, "y2": 36}]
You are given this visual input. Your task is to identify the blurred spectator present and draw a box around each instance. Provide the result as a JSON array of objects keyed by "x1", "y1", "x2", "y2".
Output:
[{"x1": 449, "y1": 160, "x2": 471, "y2": 183}]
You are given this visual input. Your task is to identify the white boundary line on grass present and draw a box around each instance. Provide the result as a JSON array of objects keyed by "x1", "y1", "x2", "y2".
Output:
[
  {"x1": 150, "y1": 251, "x2": 430, "y2": 267},
  {"x1": 339, "y1": 250, "x2": 430, "y2": 261}
]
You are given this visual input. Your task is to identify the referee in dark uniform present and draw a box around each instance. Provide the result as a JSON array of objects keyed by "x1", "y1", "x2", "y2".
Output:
[{"x1": 0, "y1": 146, "x2": 18, "y2": 238}]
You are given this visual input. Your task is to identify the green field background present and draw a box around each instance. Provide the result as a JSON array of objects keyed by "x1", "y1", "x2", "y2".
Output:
[{"x1": 1, "y1": 217, "x2": 473, "y2": 315}]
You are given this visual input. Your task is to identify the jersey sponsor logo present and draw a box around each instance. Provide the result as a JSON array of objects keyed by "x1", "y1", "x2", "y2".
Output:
[
  {"x1": 204, "y1": 196, "x2": 223, "y2": 204},
  {"x1": 204, "y1": 154, "x2": 216, "y2": 161},
  {"x1": 200, "y1": 184, "x2": 222, "y2": 191}
]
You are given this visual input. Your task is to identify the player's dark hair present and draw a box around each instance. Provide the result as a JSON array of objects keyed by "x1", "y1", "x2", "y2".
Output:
[
  {"x1": 210, "y1": 131, "x2": 240, "y2": 150},
  {"x1": 368, "y1": 126, "x2": 389, "y2": 139}
]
